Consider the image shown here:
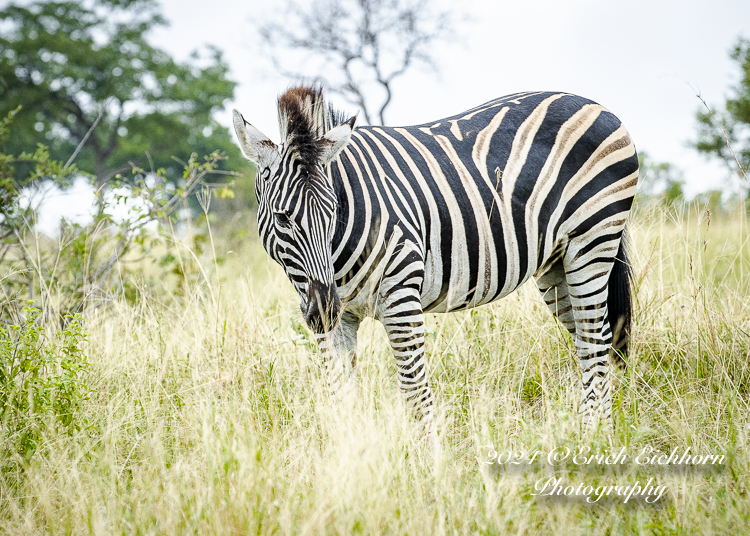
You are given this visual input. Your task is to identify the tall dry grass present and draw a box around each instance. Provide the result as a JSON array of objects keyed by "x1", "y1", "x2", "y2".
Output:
[{"x1": 1, "y1": 202, "x2": 749, "y2": 535}]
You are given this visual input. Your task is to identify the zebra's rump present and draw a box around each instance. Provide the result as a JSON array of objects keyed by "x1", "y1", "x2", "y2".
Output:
[{"x1": 330, "y1": 91, "x2": 639, "y2": 314}]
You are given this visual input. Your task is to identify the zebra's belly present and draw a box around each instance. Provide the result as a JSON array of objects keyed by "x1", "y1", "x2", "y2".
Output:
[
  {"x1": 420, "y1": 270, "x2": 528, "y2": 314},
  {"x1": 419, "y1": 238, "x2": 541, "y2": 314}
]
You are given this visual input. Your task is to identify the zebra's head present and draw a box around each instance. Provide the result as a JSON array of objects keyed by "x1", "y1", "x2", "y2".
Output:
[{"x1": 232, "y1": 86, "x2": 357, "y2": 334}]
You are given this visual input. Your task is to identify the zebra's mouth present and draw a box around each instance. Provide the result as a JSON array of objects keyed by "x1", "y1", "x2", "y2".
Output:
[{"x1": 302, "y1": 280, "x2": 342, "y2": 334}]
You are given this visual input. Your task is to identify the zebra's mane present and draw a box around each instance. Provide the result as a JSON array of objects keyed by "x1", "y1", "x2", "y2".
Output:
[{"x1": 277, "y1": 85, "x2": 349, "y2": 170}]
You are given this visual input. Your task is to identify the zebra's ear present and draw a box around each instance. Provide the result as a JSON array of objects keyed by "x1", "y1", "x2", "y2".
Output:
[
  {"x1": 319, "y1": 113, "x2": 357, "y2": 165},
  {"x1": 233, "y1": 109, "x2": 279, "y2": 167}
]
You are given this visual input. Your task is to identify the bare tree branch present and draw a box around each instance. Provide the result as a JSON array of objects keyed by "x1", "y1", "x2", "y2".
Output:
[{"x1": 258, "y1": 0, "x2": 459, "y2": 125}]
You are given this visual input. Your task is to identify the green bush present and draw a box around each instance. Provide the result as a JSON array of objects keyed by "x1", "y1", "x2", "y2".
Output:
[{"x1": 0, "y1": 306, "x2": 92, "y2": 469}]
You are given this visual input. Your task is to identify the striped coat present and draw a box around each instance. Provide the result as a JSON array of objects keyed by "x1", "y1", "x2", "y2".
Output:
[{"x1": 234, "y1": 87, "x2": 638, "y2": 431}]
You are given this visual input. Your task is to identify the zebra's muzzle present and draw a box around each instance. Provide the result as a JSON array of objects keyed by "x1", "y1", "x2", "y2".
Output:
[{"x1": 302, "y1": 280, "x2": 342, "y2": 334}]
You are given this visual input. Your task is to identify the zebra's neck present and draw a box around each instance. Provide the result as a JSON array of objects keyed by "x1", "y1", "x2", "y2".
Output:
[
  {"x1": 326, "y1": 146, "x2": 393, "y2": 295},
  {"x1": 329, "y1": 160, "x2": 349, "y2": 255}
]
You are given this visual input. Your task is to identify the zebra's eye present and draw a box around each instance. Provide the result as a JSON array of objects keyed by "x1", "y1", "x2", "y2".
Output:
[{"x1": 274, "y1": 211, "x2": 292, "y2": 227}]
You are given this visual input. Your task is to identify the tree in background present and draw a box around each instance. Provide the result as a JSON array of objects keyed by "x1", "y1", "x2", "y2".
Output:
[
  {"x1": 258, "y1": 0, "x2": 458, "y2": 125},
  {"x1": 0, "y1": 0, "x2": 258, "y2": 321},
  {"x1": 637, "y1": 152, "x2": 686, "y2": 207},
  {"x1": 694, "y1": 37, "x2": 750, "y2": 184},
  {"x1": 0, "y1": 0, "x2": 249, "y2": 193}
]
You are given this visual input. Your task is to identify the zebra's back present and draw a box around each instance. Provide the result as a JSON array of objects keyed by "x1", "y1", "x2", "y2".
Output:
[{"x1": 331, "y1": 91, "x2": 639, "y2": 314}]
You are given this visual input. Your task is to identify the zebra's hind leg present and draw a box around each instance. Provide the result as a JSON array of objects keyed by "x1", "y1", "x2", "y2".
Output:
[
  {"x1": 535, "y1": 260, "x2": 576, "y2": 338},
  {"x1": 563, "y1": 231, "x2": 622, "y2": 433}
]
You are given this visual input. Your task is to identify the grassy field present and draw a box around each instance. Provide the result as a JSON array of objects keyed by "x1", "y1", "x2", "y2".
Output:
[{"x1": 1, "y1": 203, "x2": 749, "y2": 535}]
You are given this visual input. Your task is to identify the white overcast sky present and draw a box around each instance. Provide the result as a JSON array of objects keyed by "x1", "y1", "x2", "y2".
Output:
[{"x1": 151, "y1": 0, "x2": 750, "y2": 198}]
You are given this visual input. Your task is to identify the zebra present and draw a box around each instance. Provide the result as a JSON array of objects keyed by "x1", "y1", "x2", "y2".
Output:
[{"x1": 233, "y1": 85, "x2": 638, "y2": 431}]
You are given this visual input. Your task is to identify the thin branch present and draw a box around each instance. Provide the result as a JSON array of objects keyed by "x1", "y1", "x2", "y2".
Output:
[
  {"x1": 693, "y1": 87, "x2": 749, "y2": 184},
  {"x1": 64, "y1": 96, "x2": 113, "y2": 170}
]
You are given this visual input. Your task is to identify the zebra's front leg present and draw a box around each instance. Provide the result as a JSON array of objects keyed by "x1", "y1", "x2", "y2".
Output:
[
  {"x1": 314, "y1": 312, "x2": 360, "y2": 399},
  {"x1": 380, "y1": 286, "x2": 435, "y2": 428}
]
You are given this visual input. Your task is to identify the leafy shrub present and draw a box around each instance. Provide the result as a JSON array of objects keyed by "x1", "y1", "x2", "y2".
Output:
[
  {"x1": 1, "y1": 105, "x2": 235, "y2": 322},
  {"x1": 0, "y1": 306, "x2": 92, "y2": 470}
]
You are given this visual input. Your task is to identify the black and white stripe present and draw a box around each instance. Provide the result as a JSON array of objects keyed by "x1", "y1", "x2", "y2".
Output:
[{"x1": 234, "y1": 86, "x2": 638, "y2": 431}]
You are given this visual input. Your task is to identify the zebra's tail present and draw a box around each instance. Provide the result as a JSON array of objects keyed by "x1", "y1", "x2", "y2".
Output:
[{"x1": 608, "y1": 231, "x2": 634, "y2": 367}]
